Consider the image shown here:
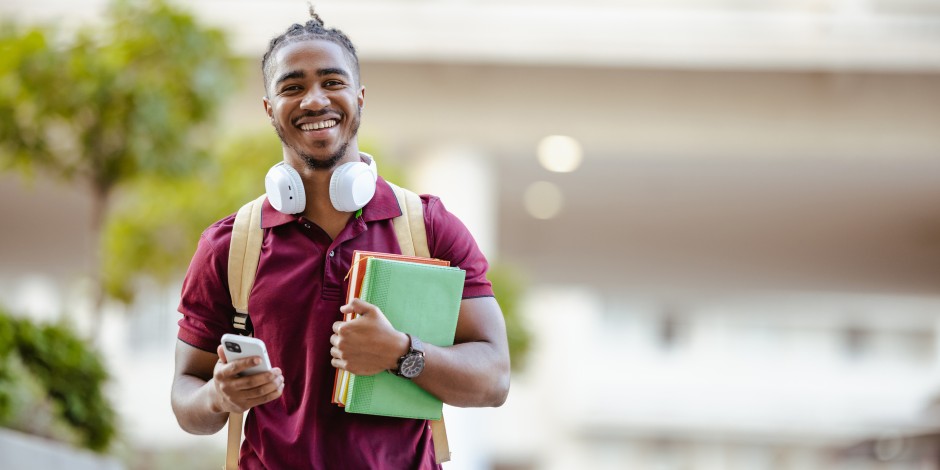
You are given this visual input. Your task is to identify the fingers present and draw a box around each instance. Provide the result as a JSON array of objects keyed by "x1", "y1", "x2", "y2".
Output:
[
  {"x1": 214, "y1": 356, "x2": 263, "y2": 381},
  {"x1": 231, "y1": 356, "x2": 266, "y2": 376},
  {"x1": 331, "y1": 357, "x2": 346, "y2": 370},
  {"x1": 214, "y1": 369, "x2": 285, "y2": 412},
  {"x1": 240, "y1": 373, "x2": 285, "y2": 401},
  {"x1": 340, "y1": 298, "x2": 378, "y2": 316},
  {"x1": 217, "y1": 345, "x2": 229, "y2": 364},
  {"x1": 339, "y1": 300, "x2": 356, "y2": 314}
]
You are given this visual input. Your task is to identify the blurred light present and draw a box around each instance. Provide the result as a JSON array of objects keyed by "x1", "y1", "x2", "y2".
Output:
[
  {"x1": 537, "y1": 135, "x2": 582, "y2": 173},
  {"x1": 524, "y1": 181, "x2": 563, "y2": 220}
]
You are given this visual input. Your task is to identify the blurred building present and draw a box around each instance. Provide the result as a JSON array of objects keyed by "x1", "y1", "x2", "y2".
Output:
[{"x1": 2, "y1": 0, "x2": 940, "y2": 469}]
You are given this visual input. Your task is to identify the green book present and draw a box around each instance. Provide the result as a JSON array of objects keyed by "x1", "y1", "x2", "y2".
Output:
[{"x1": 345, "y1": 258, "x2": 465, "y2": 420}]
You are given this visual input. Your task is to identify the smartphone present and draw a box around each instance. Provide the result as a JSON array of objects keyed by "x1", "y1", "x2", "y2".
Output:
[{"x1": 221, "y1": 334, "x2": 273, "y2": 376}]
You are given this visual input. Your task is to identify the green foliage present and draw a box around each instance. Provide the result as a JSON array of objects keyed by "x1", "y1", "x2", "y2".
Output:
[
  {"x1": 0, "y1": 0, "x2": 239, "y2": 323},
  {"x1": 487, "y1": 263, "x2": 531, "y2": 371},
  {"x1": 0, "y1": 307, "x2": 116, "y2": 452},
  {"x1": 0, "y1": 0, "x2": 236, "y2": 190},
  {"x1": 103, "y1": 130, "x2": 282, "y2": 301}
]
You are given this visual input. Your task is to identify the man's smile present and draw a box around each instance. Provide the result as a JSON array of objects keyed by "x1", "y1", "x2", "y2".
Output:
[{"x1": 298, "y1": 119, "x2": 338, "y2": 131}]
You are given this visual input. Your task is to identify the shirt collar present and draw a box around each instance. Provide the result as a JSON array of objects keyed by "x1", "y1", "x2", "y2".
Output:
[{"x1": 260, "y1": 177, "x2": 402, "y2": 229}]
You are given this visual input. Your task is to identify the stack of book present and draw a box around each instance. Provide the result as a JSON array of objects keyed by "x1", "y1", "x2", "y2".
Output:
[{"x1": 332, "y1": 251, "x2": 465, "y2": 420}]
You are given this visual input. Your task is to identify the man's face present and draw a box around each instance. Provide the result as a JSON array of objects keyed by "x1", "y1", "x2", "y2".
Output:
[{"x1": 263, "y1": 40, "x2": 365, "y2": 170}]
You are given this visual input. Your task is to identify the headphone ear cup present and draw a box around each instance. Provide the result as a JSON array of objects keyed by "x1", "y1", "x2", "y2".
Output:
[
  {"x1": 329, "y1": 162, "x2": 377, "y2": 212},
  {"x1": 367, "y1": 155, "x2": 378, "y2": 182},
  {"x1": 265, "y1": 162, "x2": 306, "y2": 214}
]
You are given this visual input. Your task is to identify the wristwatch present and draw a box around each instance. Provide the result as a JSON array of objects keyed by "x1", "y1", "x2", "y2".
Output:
[{"x1": 391, "y1": 334, "x2": 425, "y2": 379}]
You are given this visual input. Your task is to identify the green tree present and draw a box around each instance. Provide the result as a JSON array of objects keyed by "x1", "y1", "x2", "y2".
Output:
[
  {"x1": 103, "y1": 130, "x2": 283, "y2": 301},
  {"x1": 0, "y1": 0, "x2": 238, "y2": 336}
]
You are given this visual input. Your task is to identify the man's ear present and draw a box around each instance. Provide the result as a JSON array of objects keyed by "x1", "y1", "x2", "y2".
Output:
[
  {"x1": 262, "y1": 96, "x2": 273, "y2": 120},
  {"x1": 358, "y1": 86, "x2": 366, "y2": 111}
]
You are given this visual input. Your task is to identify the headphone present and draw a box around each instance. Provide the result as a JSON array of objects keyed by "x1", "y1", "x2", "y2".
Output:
[{"x1": 264, "y1": 153, "x2": 379, "y2": 214}]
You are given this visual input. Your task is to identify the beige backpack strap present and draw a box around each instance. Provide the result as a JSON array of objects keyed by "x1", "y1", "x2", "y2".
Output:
[
  {"x1": 431, "y1": 415, "x2": 451, "y2": 463},
  {"x1": 388, "y1": 182, "x2": 450, "y2": 463},
  {"x1": 387, "y1": 182, "x2": 431, "y2": 259},
  {"x1": 224, "y1": 194, "x2": 266, "y2": 470},
  {"x1": 224, "y1": 411, "x2": 243, "y2": 470},
  {"x1": 228, "y1": 194, "x2": 266, "y2": 332}
]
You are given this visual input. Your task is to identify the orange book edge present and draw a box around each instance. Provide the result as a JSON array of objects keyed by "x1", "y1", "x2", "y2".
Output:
[{"x1": 331, "y1": 250, "x2": 450, "y2": 406}]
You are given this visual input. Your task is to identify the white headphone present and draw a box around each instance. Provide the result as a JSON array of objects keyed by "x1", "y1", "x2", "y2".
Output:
[{"x1": 264, "y1": 153, "x2": 379, "y2": 214}]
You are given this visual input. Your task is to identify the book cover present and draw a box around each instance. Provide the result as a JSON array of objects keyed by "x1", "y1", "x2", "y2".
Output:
[
  {"x1": 344, "y1": 258, "x2": 465, "y2": 420},
  {"x1": 332, "y1": 251, "x2": 450, "y2": 405}
]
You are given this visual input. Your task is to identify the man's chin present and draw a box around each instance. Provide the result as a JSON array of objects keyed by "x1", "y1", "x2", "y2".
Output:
[
  {"x1": 299, "y1": 143, "x2": 348, "y2": 170},
  {"x1": 301, "y1": 155, "x2": 339, "y2": 170}
]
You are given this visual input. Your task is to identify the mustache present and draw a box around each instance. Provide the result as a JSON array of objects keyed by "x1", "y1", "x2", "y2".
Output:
[{"x1": 291, "y1": 109, "x2": 343, "y2": 126}]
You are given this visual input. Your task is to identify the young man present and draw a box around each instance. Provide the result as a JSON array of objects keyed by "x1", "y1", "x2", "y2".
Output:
[{"x1": 170, "y1": 10, "x2": 510, "y2": 469}]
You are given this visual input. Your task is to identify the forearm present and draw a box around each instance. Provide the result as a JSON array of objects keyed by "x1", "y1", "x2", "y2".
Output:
[
  {"x1": 171, "y1": 375, "x2": 228, "y2": 435},
  {"x1": 334, "y1": 296, "x2": 511, "y2": 407},
  {"x1": 414, "y1": 340, "x2": 510, "y2": 408}
]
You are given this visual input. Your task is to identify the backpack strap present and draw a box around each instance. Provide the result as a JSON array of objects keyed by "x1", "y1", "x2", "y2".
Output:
[
  {"x1": 387, "y1": 181, "x2": 430, "y2": 258},
  {"x1": 387, "y1": 181, "x2": 451, "y2": 464},
  {"x1": 224, "y1": 194, "x2": 265, "y2": 470},
  {"x1": 228, "y1": 194, "x2": 265, "y2": 336}
]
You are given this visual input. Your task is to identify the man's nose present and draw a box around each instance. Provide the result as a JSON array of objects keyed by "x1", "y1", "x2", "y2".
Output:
[{"x1": 300, "y1": 87, "x2": 329, "y2": 110}]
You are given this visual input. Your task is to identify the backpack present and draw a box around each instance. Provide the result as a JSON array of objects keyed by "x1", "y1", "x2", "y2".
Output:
[{"x1": 224, "y1": 182, "x2": 450, "y2": 469}]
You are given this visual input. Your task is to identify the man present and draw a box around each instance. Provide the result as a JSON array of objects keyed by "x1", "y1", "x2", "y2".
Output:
[{"x1": 170, "y1": 9, "x2": 510, "y2": 469}]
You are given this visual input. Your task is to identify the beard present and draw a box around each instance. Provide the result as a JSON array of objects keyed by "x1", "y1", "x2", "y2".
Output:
[{"x1": 273, "y1": 107, "x2": 361, "y2": 170}]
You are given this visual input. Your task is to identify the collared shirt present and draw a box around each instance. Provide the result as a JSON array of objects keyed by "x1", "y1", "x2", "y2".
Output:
[{"x1": 177, "y1": 178, "x2": 493, "y2": 469}]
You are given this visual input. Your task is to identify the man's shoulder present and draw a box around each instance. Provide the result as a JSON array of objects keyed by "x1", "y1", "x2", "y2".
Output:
[{"x1": 197, "y1": 210, "x2": 238, "y2": 253}]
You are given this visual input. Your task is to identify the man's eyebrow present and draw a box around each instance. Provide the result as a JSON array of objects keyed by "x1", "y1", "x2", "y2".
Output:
[
  {"x1": 274, "y1": 70, "x2": 305, "y2": 87},
  {"x1": 317, "y1": 68, "x2": 350, "y2": 79}
]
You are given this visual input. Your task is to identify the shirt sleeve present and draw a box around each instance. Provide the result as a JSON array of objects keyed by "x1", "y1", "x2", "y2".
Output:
[
  {"x1": 177, "y1": 218, "x2": 237, "y2": 352},
  {"x1": 423, "y1": 195, "x2": 494, "y2": 299}
]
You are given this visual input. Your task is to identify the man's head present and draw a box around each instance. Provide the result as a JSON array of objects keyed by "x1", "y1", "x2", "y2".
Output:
[
  {"x1": 262, "y1": 8, "x2": 360, "y2": 93},
  {"x1": 262, "y1": 8, "x2": 364, "y2": 171}
]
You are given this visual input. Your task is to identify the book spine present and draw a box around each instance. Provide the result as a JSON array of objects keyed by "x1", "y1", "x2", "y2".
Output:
[{"x1": 344, "y1": 259, "x2": 383, "y2": 413}]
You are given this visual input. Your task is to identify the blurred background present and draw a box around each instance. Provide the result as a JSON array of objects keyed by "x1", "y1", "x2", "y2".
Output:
[{"x1": 1, "y1": 0, "x2": 940, "y2": 469}]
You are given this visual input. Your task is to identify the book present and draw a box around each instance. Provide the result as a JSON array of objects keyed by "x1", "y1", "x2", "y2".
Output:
[
  {"x1": 332, "y1": 251, "x2": 450, "y2": 405},
  {"x1": 344, "y1": 257, "x2": 465, "y2": 420}
]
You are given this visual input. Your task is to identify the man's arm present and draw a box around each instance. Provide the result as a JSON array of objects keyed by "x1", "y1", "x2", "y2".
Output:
[
  {"x1": 415, "y1": 296, "x2": 510, "y2": 407},
  {"x1": 331, "y1": 296, "x2": 510, "y2": 408},
  {"x1": 171, "y1": 340, "x2": 285, "y2": 435}
]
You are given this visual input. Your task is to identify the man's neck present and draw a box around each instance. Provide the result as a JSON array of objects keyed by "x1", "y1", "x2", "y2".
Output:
[{"x1": 295, "y1": 150, "x2": 362, "y2": 239}]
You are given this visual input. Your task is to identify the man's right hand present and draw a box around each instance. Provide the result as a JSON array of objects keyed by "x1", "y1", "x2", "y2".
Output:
[{"x1": 211, "y1": 345, "x2": 284, "y2": 414}]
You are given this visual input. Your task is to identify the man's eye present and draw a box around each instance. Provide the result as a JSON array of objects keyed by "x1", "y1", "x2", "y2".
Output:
[
  {"x1": 281, "y1": 85, "x2": 301, "y2": 93},
  {"x1": 324, "y1": 80, "x2": 345, "y2": 88}
]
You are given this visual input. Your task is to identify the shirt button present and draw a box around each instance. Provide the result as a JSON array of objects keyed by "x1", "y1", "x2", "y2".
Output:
[
  {"x1": 304, "y1": 223, "x2": 311, "y2": 229},
  {"x1": 329, "y1": 250, "x2": 335, "y2": 257}
]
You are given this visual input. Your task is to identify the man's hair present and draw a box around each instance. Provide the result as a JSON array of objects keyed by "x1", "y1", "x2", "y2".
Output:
[{"x1": 261, "y1": 6, "x2": 360, "y2": 94}]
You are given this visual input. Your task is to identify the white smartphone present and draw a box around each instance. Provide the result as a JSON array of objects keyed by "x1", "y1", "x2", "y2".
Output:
[{"x1": 221, "y1": 334, "x2": 273, "y2": 376}]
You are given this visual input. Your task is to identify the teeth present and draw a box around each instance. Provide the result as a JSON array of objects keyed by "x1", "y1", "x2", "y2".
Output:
[{"x1": 300, "y1": 119, "x2": 337, "y2": 131}]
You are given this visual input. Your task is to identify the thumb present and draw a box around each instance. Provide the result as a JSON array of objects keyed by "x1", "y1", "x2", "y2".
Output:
[{"x1": 217, "y1": 344, "x2": 229, "y2": 364}]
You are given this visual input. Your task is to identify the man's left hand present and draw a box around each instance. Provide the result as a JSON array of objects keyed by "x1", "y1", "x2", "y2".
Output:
[{"x1": 331, "y1": 298, "x2": 409, "y2": 375}]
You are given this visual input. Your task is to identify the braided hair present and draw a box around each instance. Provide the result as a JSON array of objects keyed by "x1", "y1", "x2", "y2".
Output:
[{"x1": 261, "y1": 6, "x2": 360, "y2": 94}]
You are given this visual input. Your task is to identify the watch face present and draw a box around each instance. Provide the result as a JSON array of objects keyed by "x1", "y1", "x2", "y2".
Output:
[{"x1": 399, "y1": 353, "x2": 425, "y2": 378}]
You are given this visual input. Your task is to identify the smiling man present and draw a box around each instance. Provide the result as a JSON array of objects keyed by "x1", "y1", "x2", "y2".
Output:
[{"x1": 170, "y1": 8, "x2": 510, "y2": 470}]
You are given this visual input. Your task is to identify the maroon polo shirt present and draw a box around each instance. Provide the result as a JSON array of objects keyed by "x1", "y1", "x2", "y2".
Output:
[{"x1": 177, "y1": 178, "x2": 493, "y2": 469}]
